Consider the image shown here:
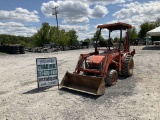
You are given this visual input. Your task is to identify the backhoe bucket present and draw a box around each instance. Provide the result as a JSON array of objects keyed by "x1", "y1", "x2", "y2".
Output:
[{"x1": 60, "y1": 72, "x2": 105, "y2": 95}]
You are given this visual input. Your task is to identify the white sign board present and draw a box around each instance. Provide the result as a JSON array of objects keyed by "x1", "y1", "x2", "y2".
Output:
[{"x1": 36, "y1": 57, "x2": 59, "y2": 88}]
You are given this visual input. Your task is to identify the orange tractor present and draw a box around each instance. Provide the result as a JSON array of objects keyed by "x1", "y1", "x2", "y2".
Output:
[{"x1": 60, "y1": 22, "x2": 135, "y2": 95}]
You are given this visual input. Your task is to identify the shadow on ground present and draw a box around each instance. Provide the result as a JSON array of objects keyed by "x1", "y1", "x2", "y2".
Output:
[
  {"x1": 142, "y1": 45, "x2": 160, "y2": 50},
  {"x1": 59, "y1": 88, "x2": 101, "y2": 100},
  {"x1": 58, "y1": 75, "x2": 130, "y2": 99},
  {"x1": 23, "y1": 87, "x2": 52, "y2": 94}
]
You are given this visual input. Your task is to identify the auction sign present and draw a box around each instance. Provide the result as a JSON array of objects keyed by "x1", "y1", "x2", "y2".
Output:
[{"x1": 36, "y1": 57, "x2": 59, "y2": 88}]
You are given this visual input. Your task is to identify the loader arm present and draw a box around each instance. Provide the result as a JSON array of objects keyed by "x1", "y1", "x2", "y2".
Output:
[
  {"x1": 102, "y1": 54, "x2": 113, "y2": 79},
  {"x1": 95, "y1": 28, "x2": 102, "y2": 53}
]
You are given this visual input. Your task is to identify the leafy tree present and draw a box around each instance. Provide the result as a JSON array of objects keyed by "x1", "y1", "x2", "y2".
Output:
[
  {"x1": 91, "y1": 30, "x2": 104, "y2": 42},
  {"x1": 114, "y1": 37, "x2": 120, "y2": 43},
  {"x1": 67, "y1": 29, "x2": 78, "y2": 47},
  {"x1": 59, "y1": 29, "x2": 69, "y2": 50},
  {"x1": 3, "y1": 36, "x2": 10, "y2": 44},
  {"x1": 49, "y1": 26, "x2": 59, "y2": 44},
  {"x1": 154, "y1": 18, "x2": 160, "y2": 27},
  {"x1": 137, "y1": 18, "x2": 160, "y2": 41},
  {"x1": 128, "y1": 27, "x2": 138, "y2": 43},
  {"x1": 32, "y1": 23, "x2": 79, "y2": 48},
  {"x1": 138, "y1": 22, "x2": 156, "y2": 38},
  {"x1": 84, "y1": 38, "x2": 91, "y2": 43},
  {"x1": 33, "y1": 22, "x2": 51, "y2": 46}
]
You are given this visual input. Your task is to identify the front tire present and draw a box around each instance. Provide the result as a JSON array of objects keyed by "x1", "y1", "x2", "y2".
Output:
[{"x1": 106, "y1": 69, "x2": 118, "y2": 86}]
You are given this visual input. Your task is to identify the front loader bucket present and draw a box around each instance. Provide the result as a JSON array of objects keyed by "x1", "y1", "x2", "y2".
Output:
[{"x1": 60, "y1": 72, "x2": 105, "y2": 95}]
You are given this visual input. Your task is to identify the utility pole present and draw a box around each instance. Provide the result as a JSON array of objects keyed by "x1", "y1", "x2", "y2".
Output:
[{"x1": 52, "y1": 6, "x2": 59, "y2": 35}]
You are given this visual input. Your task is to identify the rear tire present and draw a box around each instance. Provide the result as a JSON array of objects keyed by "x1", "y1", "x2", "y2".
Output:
[
  {"x1": 121, "y1": 55, "x2": 134, "y2": 77},
  {"x1": 106, "y1": 69, "x2": 118, "y2": 86}
]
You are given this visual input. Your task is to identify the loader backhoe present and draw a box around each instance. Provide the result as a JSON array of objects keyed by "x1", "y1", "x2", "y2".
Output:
[{"x1": 60, "y1": 22, "x2": 135, "y2": 95}]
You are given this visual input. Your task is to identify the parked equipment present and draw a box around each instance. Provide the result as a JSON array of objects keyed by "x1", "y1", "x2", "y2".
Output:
[{"x1": 60, "y1": 22, "x2": 135, "y2": 95}]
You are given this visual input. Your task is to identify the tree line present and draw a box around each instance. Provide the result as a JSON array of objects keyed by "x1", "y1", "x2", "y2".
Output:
[
  {"x1": 89, "y1": 18, "x2": 160, "y2": 44},
  {"x1": 0, "y1": 22, "x2": 79, "y2": 49},
  {"x1": 0, "y1": 18, "x2": 160, "y2": 48}
]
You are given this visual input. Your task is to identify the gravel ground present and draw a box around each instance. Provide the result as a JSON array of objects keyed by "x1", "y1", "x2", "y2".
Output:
[{"x1": 0, "y1": 46, "x2": 160, "y2": 120}]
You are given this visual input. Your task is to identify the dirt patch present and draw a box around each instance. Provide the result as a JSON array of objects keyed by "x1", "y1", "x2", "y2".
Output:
[{"x1": 0, "y1": 46, "x2": 160, "y2": 120}]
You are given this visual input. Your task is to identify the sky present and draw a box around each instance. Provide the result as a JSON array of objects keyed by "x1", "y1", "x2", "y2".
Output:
[{"x1": 0, "y1": 0, "x2": 160, "y2": 40}]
